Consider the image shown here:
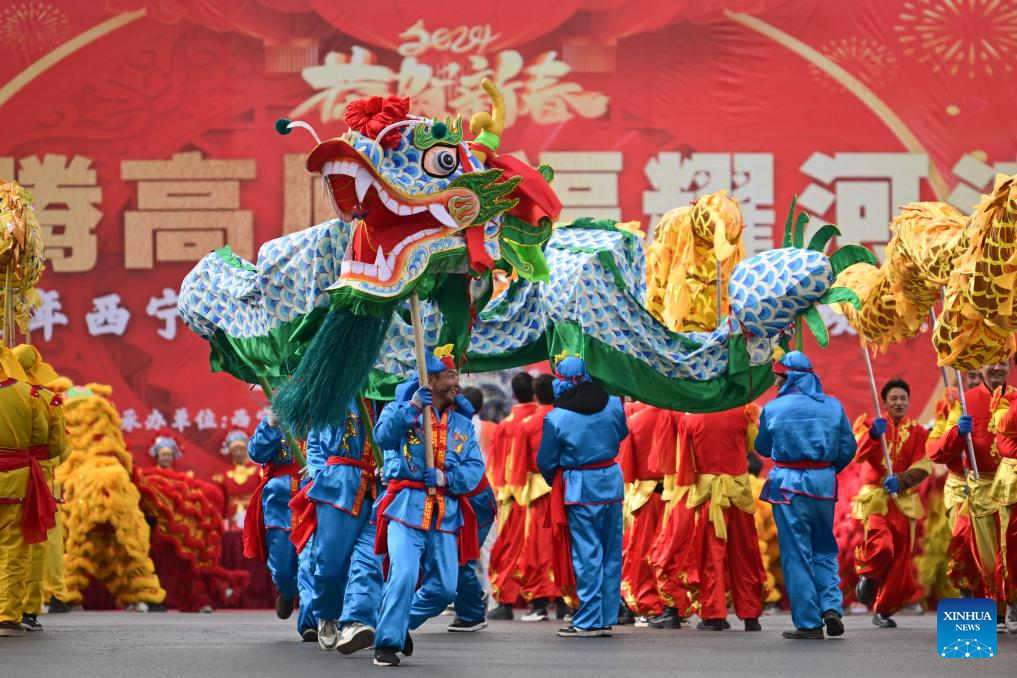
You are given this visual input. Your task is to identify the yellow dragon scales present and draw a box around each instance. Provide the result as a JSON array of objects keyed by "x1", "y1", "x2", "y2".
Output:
[{"x1": 831, "y1": 175, "x2": 1017, "y2": 369}]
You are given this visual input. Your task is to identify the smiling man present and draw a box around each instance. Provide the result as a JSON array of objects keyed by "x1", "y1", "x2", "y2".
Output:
[{"x1": 852, "y1": 378, "x2": 931, "y2": 629}]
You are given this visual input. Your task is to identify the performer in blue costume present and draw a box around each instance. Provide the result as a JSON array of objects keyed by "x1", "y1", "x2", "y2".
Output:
[
  {"x1": 246, "y1": 416, "x2": 301, "y2": 622},
  {"x1": 294, "y1": 399, "x2": 384, "y2": 654},
  {"x1": 447, "y1": 387, "x2": 498, "y2": 632},
  {"x1": 371, "y1": 345, "x2": 487, "y2": 667},
  {"x1": 537, "y1": 355, "x2": 629, "y2": 638},
  {"x1": 754, "y1": 351, "x2": 857, "y2": 639},
  {"x1": 295, "y1": 539, "x2": 319, "y2": 642}
]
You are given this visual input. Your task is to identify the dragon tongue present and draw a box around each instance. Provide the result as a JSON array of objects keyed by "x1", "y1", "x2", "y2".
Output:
[{"x1": 428, "y1": 203, "x2": 458, "y2": 229}]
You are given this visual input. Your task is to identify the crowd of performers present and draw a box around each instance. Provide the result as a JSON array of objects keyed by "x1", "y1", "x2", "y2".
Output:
[{"x1": 4, "y1": 342, "x2": 1017, "y2": 664}]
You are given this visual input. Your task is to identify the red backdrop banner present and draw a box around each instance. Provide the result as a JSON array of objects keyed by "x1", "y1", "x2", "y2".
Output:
[{"x1": 4, "y1": 0, "x2": 1016, "y2": 478}]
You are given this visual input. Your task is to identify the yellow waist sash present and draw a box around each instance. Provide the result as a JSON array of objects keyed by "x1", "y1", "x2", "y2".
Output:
[
  {"x1": 671, "y1": 472, "x2": 754, "y2": 540},
  {"x1": 625, "y1": 479, "x2": 660, "y2": 515},
  {"x1": 943, "y1": 471, "x2": 968, "y2": 512},
  {"x1": 990, "y1": 458, "x2": 1017, "y2": 507},
  {"x1": 963, "y1": 472, "x2": 999, "y2": 518},
  {"x1": 851, "y1": 483, "x2": 924, "y2": 521}
]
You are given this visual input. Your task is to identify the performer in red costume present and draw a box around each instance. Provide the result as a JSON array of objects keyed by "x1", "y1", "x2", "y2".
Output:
[
  {"x1": 213, "y1": 430, "x2": 258, "y2": 530},
  {"x1": 928, "y1": 362, "x2": 1012, "y2": 609},
  {"x1": 988, "y1": 366, "x2": 1017, "y2": 634},
  {"x1": 669, "y1": 406, "x2": 765, "y2": 631},
  {"x1": 852, "y1": 378, "x2": 931, "y2": 629},
  {"x1": 487, "y1": 372, "x2": 537, "y2": 620},
  {"x1": 617, "y1": 402, "x2": 667, "y2": 625},
  {"x1": 510, "y1": 374, "x2": 562, "y2": 621},
  {"x1": 648, "y1": 408, "x2": 691, "y2": 628}
]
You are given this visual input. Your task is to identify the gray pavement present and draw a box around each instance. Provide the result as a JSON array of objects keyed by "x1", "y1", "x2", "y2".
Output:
[{"x1": 4, "y1": 610, "x2": 1015, "y2": 677}]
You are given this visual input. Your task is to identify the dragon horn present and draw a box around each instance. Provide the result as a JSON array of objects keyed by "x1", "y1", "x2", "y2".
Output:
[{"x1": 469, "y1": 78, "x2": 506, "y2": 165}]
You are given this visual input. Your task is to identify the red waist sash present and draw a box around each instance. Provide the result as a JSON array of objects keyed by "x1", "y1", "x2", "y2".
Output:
[
  {"x1": 373, "y1": 478, "x2": 480, "y2": 568},
  {"x1": 545, "y1": 458, "x2": 617, "y2": 599},
  {"x1": 288, "y1": 455, "x2": 378, "y2": 554},
  {"x1": 0, "y1": 446, "x2": 57, "y2": 545},
  {"x1": 773, "y1": 460, "x2": 832, "y2": 470},
  {"x1": 242, "y1": 461, "x2": 299, "y2": 561},
  {"x1": 463, "y1": 473, "x2": 491, "y2": 499}
]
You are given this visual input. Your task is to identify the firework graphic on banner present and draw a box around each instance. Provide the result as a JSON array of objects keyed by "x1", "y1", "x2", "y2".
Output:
[
  {"x1": 0, "y1": 1, "x2": 70, "y2": 58},
  {"x1": 896, "y1": 0, "x2": 1017, "y2": 77},
  {"x1": 809, "y1": 36, "x2": 899, "y2": 91}
]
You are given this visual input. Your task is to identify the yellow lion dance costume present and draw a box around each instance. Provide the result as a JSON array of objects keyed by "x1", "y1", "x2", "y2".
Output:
[{"x1": 58, "y1": 383, "x2": 165, "y2": 608}]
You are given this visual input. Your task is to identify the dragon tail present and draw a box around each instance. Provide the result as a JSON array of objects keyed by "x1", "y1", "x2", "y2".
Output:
[{"x1": 273, "y1": 308, "x2": 393, "y2": 436}]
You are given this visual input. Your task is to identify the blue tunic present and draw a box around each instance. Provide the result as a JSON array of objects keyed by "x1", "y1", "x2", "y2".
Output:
[
  {"x1": 373, "y1": 401, "x2": 486, "y2": 532},
  {"x1": 247, "y1": 418, "x2": 297, "y2": 529},
  {"x1": 755, "y1": 390, "x2": 857, "y2": 503},
  {"x1": 537, "y1": 395, "x2": 629, "y2": 504},
  {"x1": 306, "y1": 401, "x2": 378, "y2": 513}
]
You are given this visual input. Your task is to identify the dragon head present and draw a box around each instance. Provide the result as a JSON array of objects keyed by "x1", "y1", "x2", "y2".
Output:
[{"x1": 279, "y1": 79, "x2": 553, "y2": 310}]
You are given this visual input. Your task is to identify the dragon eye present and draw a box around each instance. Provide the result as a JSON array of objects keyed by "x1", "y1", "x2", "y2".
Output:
[{"x1": 422, "y1": 146, "x2": 459, "y2": 177}]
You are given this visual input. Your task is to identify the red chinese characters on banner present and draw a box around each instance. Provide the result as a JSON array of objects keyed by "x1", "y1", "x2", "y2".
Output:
[{"x1": 3, "y1": 0, "x2": 1017, "y2": 478}]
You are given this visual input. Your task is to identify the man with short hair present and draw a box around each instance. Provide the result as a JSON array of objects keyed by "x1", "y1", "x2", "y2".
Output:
[
  {"x1": 511, "y1": 374, "x2": 562, "y2": 621},
  {"x1": 755, "y1": 351, "x2": 856, "y2": 640},
  {"x1": 852, "y1": 378, "x2": 931, "y2": 629},
  {"x1": 487, "y1": 372, "x2": 536, "y2": 620}
]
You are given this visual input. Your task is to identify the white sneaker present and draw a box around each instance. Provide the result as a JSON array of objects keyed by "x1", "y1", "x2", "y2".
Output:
[
  {"x1": 318, "y1": 619, "x2": 339, "y2": 651},
  {"x1": 521, "y1": 607, "x2": 549, "y2": 622},
  {"x1": 337, "y1": 621, "x2": 376, "y2": 655},
  {"x1": 1006, "y1": 605, "x2": 1017, "y2": 635}
]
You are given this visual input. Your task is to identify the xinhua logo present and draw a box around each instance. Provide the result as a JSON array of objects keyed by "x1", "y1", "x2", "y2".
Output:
[{"x1": 937, "y1": 598, "x2": 997, "y2": 658}]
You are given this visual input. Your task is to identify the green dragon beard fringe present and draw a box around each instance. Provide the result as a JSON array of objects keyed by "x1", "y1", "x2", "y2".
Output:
[{"x1": 273, "y1": 308, "x2": 394, "y2": 437}]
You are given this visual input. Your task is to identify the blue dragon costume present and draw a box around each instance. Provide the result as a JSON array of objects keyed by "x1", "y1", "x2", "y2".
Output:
[{"x1": 177, "y1": 79, "x2": 874, "y2": 434}]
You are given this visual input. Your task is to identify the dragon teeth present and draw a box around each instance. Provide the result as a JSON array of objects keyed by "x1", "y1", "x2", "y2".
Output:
[
  {"x1": 428, "y1": 204, "x2": 458, "y2": 229},
  {"x1": 355, "y1": 169, "x2": 373, "y2": 203}
]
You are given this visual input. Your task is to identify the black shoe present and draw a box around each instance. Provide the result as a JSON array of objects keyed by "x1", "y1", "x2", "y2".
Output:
[
  {"x1": 302, "y1": 628, "x2": 318, "y2": 642},
  {"x1": 0, "y1": 621, "x2": 25, "y2": 637},
  {"x1": 616, "y1": 601, "x2": 635, "y2": 626},
  {"x1": 647, "y1": 607, "x2": 681, "y2": 630},
  {"x1": 783, "y1": 627, "x2": 824, "y2": 639},
  {"x1": 872, "y1": 613, "x2": 897, "y2": 628},
  {"x1": 447, "y1": 617, "x2": 488, "y2": 632},
  {"x1": 855, "y1": 576, "x2": 878, "y2": 607},
  {"x1": 744, "y1": 618, "x2": 762, "y2": 632},
  {"x1": 20, "y1": 615, "x2": 43, "y2": 632},
  {"x1": 697, "y1": 618, "x2": 727, "y2": 631},
  {"x1": 374, "y1": 648, "x2": 400, "y2": 667},
  {"x1": 275, "y1": 594, "x2": 295, "y2": 620},
  {"x1": 488, "y1": 602, "x2": 514, "y2": 620},
  {"x1": 823, "y1": 610, "x2": 845, "y2": 637},
  {"x1": 47, "y1": 597, "x2": 71, "y2": 614},
  {"x1": 146, "y1": 603, "x2": 167, "y2": 612},
  {"x1": 400, "y1": 632, "x2": 413, "y2": 656},
  {"x1": 556, "y1": 625, "x2": 601, "y2": 637}
]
